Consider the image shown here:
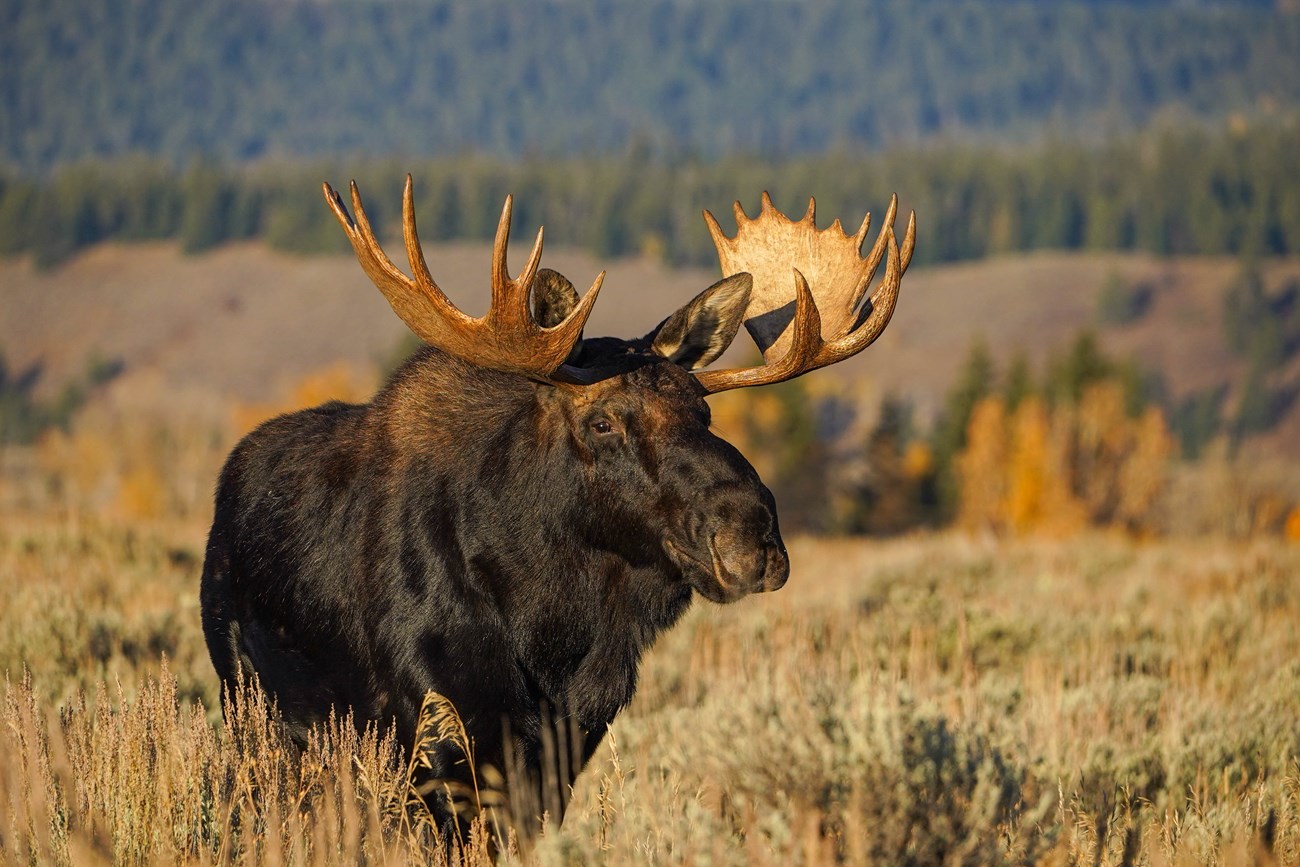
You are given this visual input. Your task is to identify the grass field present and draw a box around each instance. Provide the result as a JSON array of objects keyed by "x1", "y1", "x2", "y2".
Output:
[{"x1": 2, "y1": 515, "x2": 1298, "y2": 865}]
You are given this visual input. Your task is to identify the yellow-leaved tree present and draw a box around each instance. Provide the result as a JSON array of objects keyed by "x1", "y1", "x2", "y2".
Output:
[
  {"x1": 957, "y1": 396, "x2": 1007, "y2": 532},
  {"x1": 1116, "y1": 405, "x2": 1176, "y2": 533},
  {"x1": 1006, "y1": 396, "x2": 1087, "y2": 534},
  {"x1": 956, "y1": 378, "x2": 1174, "y2": 536}
]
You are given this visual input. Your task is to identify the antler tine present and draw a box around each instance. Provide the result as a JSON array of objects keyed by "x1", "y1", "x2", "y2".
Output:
[
  {"x1": 862, "y1": 195, "x2": 899, "y2": 277},
  {"x1": 836, "y1": 229, "x2": 903, "y2": 356},
  {"x1": 861, "y1": 203, "x2": 915, "y2": 293},
  {"x1": 852, "y1": 209, "x2": 872, "y2": 251},
  {"x1": 327, "y1": 177, "x2": 603, "y2": 381},
  {"x1": 900, "y1": 209, "x2": 917, "y2": 272},
  {"x1": 490, "y1": 195, "x2": 516, "y2": 317},
  {"x1": 401, "y1": 175, "x2": 471, "y2": 326},
  {"x1": 510, "y1": 225, "x2": 547, "y2": 330},
  {"x1": 848, "y1": 195, "x2": 901, "y2": 313},
  {"x1": 488, "y1": 194, "x2": 548, "y2": 334},
  {"x1": 704, "y1": 209, "x2": 730, "y2": 254},
  {"x1": 324, "y1": 181, "x2": 415, "y2": 306}
]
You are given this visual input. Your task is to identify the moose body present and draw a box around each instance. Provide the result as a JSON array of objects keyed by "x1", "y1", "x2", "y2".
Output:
[
  {"x1": 202, "y1": 347, "x2": 786, "y2": 820},
  {"x1": 201, "y1": 177, "x2": 913, "y2": 833}
]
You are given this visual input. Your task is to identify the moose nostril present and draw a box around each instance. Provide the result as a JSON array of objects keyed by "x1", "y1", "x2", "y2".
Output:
[{"x1": 763, "y1": 544, "x2": 790, "y2": 592}]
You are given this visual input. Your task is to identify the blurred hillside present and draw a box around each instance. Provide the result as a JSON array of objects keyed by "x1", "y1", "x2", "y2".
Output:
[
  {"x1": 2, "y1": 0, "x2": 1298, "y2": 170},
  {"x1": 4, "y1": 240, "x2": 1299, "y2": 459}
]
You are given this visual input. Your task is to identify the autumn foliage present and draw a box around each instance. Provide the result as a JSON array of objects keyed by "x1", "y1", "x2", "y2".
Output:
[
  {"x1": 230, "y1": 361, "x2": 376, "y2": 437},
  {"x1": 958, "y1": 386, "x2": 1175, "y2": 536},
  {"x1": 20, "y1": 361, "x2": 377, "y2": 523}
]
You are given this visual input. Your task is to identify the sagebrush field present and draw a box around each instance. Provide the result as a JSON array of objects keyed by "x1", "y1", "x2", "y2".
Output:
[{"x1": 3, "y1": 513, "x2": 1297, "y2": 865}]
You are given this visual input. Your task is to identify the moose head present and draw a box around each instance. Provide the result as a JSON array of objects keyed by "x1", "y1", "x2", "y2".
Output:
[{"x1": 321, "y1": 176, "x2": 914, "y2": 603}]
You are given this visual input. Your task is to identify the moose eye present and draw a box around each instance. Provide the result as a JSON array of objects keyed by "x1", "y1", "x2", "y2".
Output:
[{"x1": 591, "y1": 419, "x2": 613, "y2": 435}]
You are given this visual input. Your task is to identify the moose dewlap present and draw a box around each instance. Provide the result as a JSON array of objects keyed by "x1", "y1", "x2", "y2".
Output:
[{"x1": 199, "y1": 175, "x2": 915, "y2": 837}]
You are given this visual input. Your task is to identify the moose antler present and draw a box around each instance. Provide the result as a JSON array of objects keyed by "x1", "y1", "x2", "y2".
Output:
[
  {"x1": 695, "y1": 192, "x2": 915, "y2": 393},
  {"x1": 323, "y1": 175, "x2": 605, "y2": 381}
]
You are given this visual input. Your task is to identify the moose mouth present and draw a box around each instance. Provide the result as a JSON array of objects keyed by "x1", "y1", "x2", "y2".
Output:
[{"x1": 664, "y1": 535, "x2": 741, "y2": 598}]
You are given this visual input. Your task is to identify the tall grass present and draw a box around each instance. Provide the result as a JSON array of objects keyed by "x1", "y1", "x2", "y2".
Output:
[{"x1": 3, "y1": 520, "x2": 1299, "y2": 864}]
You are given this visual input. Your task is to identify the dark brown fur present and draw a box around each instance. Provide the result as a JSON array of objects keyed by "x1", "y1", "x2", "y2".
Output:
[{"x1": 200, "y1": 275, "x2": 787, "y2": 836}]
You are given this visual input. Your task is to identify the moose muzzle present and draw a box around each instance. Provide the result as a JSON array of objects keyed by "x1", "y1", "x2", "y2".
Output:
[
  {"x1": 666, "y1": 505, "x2": 788, "y2": 603},
  {"x1": 708, "y1": 523, "x2": 789, "y2": 596}
]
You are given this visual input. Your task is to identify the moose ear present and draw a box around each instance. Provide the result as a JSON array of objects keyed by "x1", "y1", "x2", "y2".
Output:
[
  {"x1": 649, "y1": 273, "x2": 753, "y2": 370},
  {"x1": 531, "y1": 268, "x2": 581, "y2": 328},
  {"x1": 531, "y1": 268, "x2": 587, "y2": 366}
]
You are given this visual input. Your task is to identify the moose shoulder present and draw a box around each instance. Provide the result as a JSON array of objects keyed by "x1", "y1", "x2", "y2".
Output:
[{"x1": 200, "y1": 177, "x2": 915, "y2": 832}]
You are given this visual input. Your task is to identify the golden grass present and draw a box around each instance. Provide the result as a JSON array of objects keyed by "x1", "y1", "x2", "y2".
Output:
[{"x1": 2, "y1": 519, "x2": 1299, "y2": 864}]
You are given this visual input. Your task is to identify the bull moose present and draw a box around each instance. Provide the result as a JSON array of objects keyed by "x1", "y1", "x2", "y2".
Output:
[{"x1": 200, "y1": 176, "x2": 915, "y2": 835}]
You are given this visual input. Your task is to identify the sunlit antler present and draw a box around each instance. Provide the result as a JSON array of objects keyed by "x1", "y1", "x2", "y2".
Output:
[
  {"x1": 695, "y1": 192, "x2": 915, "y2": 393},
  {"x1": 323, "y1": 175, "x2": 605, "y2": 381}
]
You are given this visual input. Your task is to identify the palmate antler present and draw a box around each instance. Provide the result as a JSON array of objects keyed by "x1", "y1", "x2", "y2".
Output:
[
  {"x1": 323, "y1": 174, "x2": 605, "y2": 382},
  {"x1": 695, "y1": 192, "x2": 916, "y2": 394},
  {"x1": 325, "y1": 176, "x2": 913, "y2": 393}
]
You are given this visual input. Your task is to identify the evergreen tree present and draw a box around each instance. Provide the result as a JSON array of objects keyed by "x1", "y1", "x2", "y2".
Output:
[
  {"x1": 178, "y1": 158, "x2": 233, "y2": 253},
  {"x1": 854, "y1": 394, "x2": 921, "y2": 535},
  {"x1": 1170, "y1": 387, "x2": 1225, "y2": 460},
  {"x1": 1048, "y1": 331, "x2": 1112, "y2": 404},
  {"x1": 1003, "y1": 351, "x2": 1034, "y2": 411},
  {"x1": 1232, "y1": 358, "x2": 1277, "y2": 439},
  {"x1": 1095, "y1": 274, "x2": 1152, "y2": 325}
]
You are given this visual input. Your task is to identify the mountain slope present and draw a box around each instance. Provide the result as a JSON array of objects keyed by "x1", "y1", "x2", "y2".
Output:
[{"x1": 3, "y1": 0, "x2": 1298, "y2": 169}]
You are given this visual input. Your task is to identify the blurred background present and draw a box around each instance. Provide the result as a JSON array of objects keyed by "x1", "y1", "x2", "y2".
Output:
[
  {"x1": 7, "y1": 7, "x2": 1300, "y2": 861},
  {"x1": 2, "y1": 0, "x2": 1299, "y2": 539}
]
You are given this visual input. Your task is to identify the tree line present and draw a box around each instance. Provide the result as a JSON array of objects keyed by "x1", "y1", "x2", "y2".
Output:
[
  {"x1": 1, "y1": 119, "x2": 1296, "y2": 269},
  {"x1": 709, "y1": 325, "x2": 1299, "y2": 539},
  {"x1": 711, "y1": 335, "x2": 1081, "y2": 534},
  {"x1": 3, "y1": 0, "x2": 1298, "y2": 171},
  {"x1": 20, "y1": 322, "x2": 1298, "y2": 536}
]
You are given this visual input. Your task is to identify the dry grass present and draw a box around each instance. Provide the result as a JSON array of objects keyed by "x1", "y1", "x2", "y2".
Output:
[{"x1": 2, "y1": 518, "x2": 1299, "y2": 865}]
